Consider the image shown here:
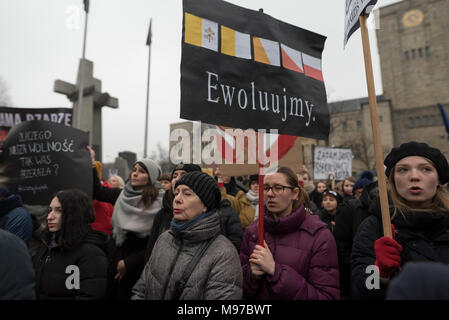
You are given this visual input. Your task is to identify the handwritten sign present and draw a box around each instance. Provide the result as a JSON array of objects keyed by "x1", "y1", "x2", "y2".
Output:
[
  {"x1": 0, "y1": 106, "x2": 72, "y2": 144},
  {"x1": 0, "y1": 120, "x2": 91, "y2": 205},
  {"x1": 344, "y1": 0, "x2": 378, "y2": 47},
  {"x1": 314, "y1": 146, "x2": 353, "y2": 181}
]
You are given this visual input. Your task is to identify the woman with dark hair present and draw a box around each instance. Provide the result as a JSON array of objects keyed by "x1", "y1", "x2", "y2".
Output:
[
  {"x1": 352, "y1": 142, "x2": 449, "y2": 299},
  {"x1": 87, "y1": 146, "x2": 162, "y2": 300},
  {"x1": 240, "y1": 167, "x2": 340, "y2": 300},
  {"x1": 32, "y1": 189, "x2": 108, "y2": 299},
  {"x1": 132, "y1": 171, "x2": 242, "y2": 299},
  {"x1": 318, "y1": 189, "x2": 342, "y2": 232}
]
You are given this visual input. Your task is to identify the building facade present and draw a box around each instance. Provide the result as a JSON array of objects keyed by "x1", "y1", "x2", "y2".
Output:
[{"x1": 326, "y1": 0, "x2": 449, "y2": 177}]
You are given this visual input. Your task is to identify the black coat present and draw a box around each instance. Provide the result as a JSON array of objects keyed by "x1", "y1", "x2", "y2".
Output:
[
  {"x1": 32, "y1": 228, "x2": 108, "y2": 300},
  {"x1": 318, "y1": 208, "x2": 336, "y2": 233},
  {"x1": 351, "y1": 201, "x2": 449, "y2": 299},
  {"x1": 333, "y1": 182, "x2": 375, "y2": 299}
]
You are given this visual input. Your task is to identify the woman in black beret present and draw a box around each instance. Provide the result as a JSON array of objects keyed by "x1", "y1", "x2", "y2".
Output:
[{"x1": 351, "y1": 141, "x2": 449, "y2": 299}]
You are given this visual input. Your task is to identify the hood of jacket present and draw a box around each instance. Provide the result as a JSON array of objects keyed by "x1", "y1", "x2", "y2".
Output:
[
  {"x1": 0, "y1": 192, "x2": 23, "y2": 217},
  {"x1": 82, "y1": 227, "x2": 109, "y2": 253}
]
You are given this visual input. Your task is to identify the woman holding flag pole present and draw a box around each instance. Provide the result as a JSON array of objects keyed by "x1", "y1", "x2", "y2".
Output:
[{"x1": 239, "y1": 166, "x2": 340, "y2": 300}]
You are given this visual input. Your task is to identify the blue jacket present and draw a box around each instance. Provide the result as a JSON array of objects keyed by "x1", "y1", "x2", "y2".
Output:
[{"x1": 0, "y1": 189, "x2": 33, "y2": 245}]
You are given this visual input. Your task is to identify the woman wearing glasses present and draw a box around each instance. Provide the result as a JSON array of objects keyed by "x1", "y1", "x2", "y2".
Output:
[{"x1": 239, "y1": 167, "x2": 340, "y2": 300}]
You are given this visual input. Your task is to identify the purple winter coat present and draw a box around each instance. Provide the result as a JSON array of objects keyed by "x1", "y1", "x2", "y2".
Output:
[{"x1": 240, "y1": 205, "x2": 340, "y2": 300}]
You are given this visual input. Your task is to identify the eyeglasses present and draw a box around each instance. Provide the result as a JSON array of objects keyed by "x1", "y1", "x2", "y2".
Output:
[{"x1": 263, "y1": 184, "x2": 295, "y2": 195}]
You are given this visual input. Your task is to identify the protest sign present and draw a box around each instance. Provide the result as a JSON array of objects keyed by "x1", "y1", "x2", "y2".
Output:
[
  {"x1": 181, "y1": 0, "x2": 329, "y2": 140},
  {"x1": 313, "y1": 147, "x2": 353, "y2": 181},
  {"x1": 214, "y1": 126, "x2": 302, "y2": 176},
  {"x1": 0, "y1": 120, "x2": 91, "y2": 205},
  {"x1": 0, "y1": 106, "x2": 72, "y2": 144},
  {"x1": 345, "y1": 0, "x2": 391, "y2": 237},
  {"x1": 344, "y1": 0, "x2": 378, "y2": 47}
]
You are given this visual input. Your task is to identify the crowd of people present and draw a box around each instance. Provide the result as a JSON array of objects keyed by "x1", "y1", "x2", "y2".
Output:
[{"x1": 1, "y1": 141, "x2": 449, "y2": 300}]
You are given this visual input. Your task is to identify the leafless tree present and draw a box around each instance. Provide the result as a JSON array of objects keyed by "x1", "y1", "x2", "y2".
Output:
[
  {"x1": 0, "y1": 76, "x2": 12, "y2": 106},
  {"x1": 150, "y1": 142, "x2": 174, "y2": 174}
]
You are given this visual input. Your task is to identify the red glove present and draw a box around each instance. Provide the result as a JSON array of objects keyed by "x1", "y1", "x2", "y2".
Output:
[{"x1": 374, "y1": 225, "x2": 402, "y2": 278}]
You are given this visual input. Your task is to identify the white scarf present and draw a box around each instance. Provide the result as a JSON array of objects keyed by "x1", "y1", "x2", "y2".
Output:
[
  {"x1": 246, "y1": 190, "x2": 259, "y2": 221},
  {"x1": 111, "y1": 182, "x2": 162, "y2": 246}
]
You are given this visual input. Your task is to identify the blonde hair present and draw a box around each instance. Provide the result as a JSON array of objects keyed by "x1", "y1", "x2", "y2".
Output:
[
  {"x1": 108, "y1": 174, "x2": 125, "y2": 189},
  {"x1": 388, "y1": 161, "x2": 449, "y2": 219}
]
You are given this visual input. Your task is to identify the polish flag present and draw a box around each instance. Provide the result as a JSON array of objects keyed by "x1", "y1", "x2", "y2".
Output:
[
  {"x1": 302, "y1": 53, "x2": 323, "y2": 82},
  {"x1": 281, "y1": 44, "x2": 304, "y2": 74}
]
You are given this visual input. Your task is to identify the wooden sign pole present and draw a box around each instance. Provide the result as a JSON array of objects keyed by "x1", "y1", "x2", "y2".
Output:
[
  {"x1": 258, "y1": 162, "x2": 264, "y2": 246},
  {"x1": 359, "y1": 15, "x2": 392, "y2": 238}
]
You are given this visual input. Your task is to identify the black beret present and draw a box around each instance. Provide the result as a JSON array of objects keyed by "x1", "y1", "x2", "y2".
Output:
[{"x1": 384, "y1": 141, "x2": 449, "y2": 184}]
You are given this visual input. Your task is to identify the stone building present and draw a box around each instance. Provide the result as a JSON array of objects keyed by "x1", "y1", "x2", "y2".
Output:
[{"x1": 319, "y1": 0, "x2": 449, "y2": 178}]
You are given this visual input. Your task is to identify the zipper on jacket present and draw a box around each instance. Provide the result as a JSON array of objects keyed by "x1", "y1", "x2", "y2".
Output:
[{"x1": 161, "y1": 237, "x2": 183, "y2": 299}]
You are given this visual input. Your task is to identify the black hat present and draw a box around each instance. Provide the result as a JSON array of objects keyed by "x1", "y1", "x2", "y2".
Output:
[
  {"x1": 322, "y1": 189, "x2": 341, "y2": 204},
  {"x1": 384, "y1": 141, "x2": 449, "y2": 184},
  {"x1": 175, "y1": 171, "x2": 221, "y2": 211},
  {"x1": 249, "y1": 174, "x2": 259, "y2": 185},
  {"x1": 171, "y1": 163, "x2": 202, "y2": 179},
  {"x1": 353, "y1": 178, "x2": 372, "y2": 193}
]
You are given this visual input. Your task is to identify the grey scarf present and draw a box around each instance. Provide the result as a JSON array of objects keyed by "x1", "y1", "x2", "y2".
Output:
[{"x1": 111, "y1": 181, "x2": 162, "y2": 246}]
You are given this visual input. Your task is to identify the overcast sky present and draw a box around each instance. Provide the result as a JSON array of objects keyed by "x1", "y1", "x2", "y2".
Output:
[{"x1": 0, "y1": 0, "x2": 402, "y2": 163}]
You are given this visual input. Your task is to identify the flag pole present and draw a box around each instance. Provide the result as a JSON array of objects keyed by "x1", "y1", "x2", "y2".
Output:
[
  {"x1": 258, "y1": 162, "x2": 264, "y2": 246},
  {"x1": 144, "y1": 18, "x2": 153, "y2": 159},
  {"x1": 359, "y1": 14, "x2": 392, "y2": 238}
]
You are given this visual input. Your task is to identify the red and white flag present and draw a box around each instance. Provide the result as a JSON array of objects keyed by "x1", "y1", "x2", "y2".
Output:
[{"x1": 302, "y1": 53, "x2": 323, "y2": 82}]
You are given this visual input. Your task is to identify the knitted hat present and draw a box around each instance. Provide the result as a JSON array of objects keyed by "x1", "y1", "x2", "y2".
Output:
[
  {"x1": 171, "y1": 163, "x2": 202, "y2": 179},
  {"x1": 384, "y1": 141, "x2": 449, "y2": 184},
  {"x1": 175, "y1": 171, "x2": 221, "y2": 211},
  {"x1": 353, "y1": 178, "x2": 371, "y2": 193},
  {"x1": 135, "y1": 158, "x2": 162, "y2": 185}
]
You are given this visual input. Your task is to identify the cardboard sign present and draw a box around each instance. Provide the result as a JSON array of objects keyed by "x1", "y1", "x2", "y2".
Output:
[
  {"x1": 181, "y1": 0, "x2": 329, "y2": 140},
  {"x1": 0, "y1": 120, "x2": 91, "y2": 205},
  {"x1": 314, "y1": 146, "x2": 353, "y2": 181}
]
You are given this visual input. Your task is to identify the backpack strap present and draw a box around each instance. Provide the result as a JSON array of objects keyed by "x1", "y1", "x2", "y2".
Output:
[{"x1": 171, "y1": 234, "x2": 218, "y2": 300}]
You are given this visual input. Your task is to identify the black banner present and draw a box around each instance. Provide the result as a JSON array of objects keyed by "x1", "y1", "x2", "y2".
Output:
[
  {"x1": 0, "y1": 120, "x2": 91, "y2": 205},
  {"x1": 0, "y1": 106, "x2": 72, "y2": 144},
  {"x1": 181, "y1": 0, "x2": 329, "y2": 139}
]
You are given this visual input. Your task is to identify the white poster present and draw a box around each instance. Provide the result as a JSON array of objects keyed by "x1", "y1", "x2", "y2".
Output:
[
  {"x1": 344, "y1": 0, "x2": 378, "y2": 47},
  {"x1": 314, "y1": 146, "x2": 353, "y2": 181}
]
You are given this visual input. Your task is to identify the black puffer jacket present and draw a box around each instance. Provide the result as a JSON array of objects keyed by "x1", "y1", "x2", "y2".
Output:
[
  {"x1": 351, "y1": 199, "x2": 449, "y2": 299},
  {"x1": 333, "y1": 181, "x2": 376, "y2": 299},
  {"x1": 32, "y1": 228, "x2": 108, "y2": 300},
  {"x1": 318, "y1": 208, "x2": 336, "y2": 233}
]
